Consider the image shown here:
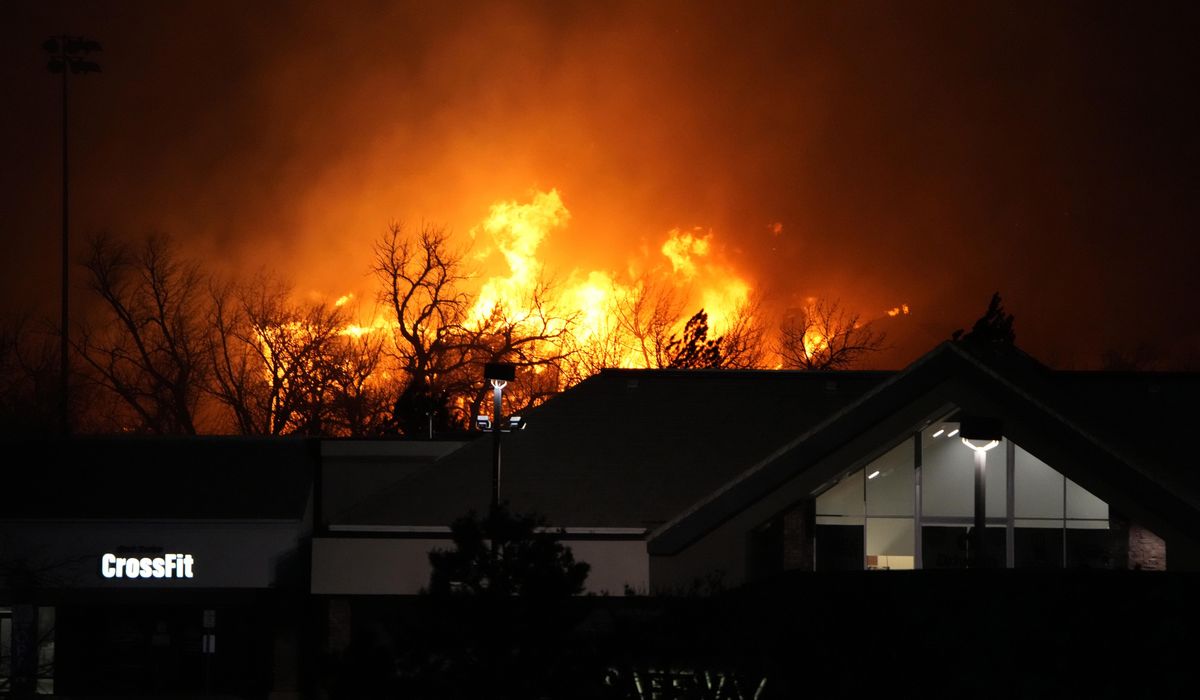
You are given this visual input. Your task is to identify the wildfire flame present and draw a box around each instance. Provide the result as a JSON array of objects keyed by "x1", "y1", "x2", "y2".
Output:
[
  {"x1": 468, "y1": 189, "x2": 753, "y2": 369},
  {"x1": 803, "y1": 328, "x2": 829, "y2": 359},
  {"x1": 263, "y1": 188, "x2": 911, "y2": 406},
  {"x1": 469, "y1": 189, "x2": 571, "y2": 325}
]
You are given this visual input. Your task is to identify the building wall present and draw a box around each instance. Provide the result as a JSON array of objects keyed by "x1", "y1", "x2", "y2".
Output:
[
  {"x1": 311, "y1": 537, "x2": 443, "y2": 595},
  {"x1": 1129, "y1": 523, "x2": 1167, "y2": 570},
  {"x1": 0, "y1": 520, "x2": 308, "y2": 590},
  {"x1": 311, "y1": 536, "x2": 648, "y2": 595},
  {"x1": 0, "y1": 520, "x2": 309, "y2": 698}
]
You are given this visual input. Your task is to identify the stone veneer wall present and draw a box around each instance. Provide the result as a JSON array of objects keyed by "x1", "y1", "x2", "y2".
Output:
[{"x1": 1128, "y1": 522, "x2": 1166, "y2": 570}]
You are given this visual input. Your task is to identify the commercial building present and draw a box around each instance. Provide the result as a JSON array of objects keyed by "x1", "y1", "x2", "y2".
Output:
[
  {"x1": 4, "y1": 340, "x2": 1199, "y2": 696},
  {"x1": 316, "y1": 341, "x2": 1198, "y2": 598}
]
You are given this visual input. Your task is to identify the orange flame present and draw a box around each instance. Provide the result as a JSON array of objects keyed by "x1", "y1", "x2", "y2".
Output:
[{"x1": 468, "y1": 189, "x2": 753, "y2": 372}]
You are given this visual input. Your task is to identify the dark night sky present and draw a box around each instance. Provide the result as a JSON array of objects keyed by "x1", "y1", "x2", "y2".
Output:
[{"x1": 3, "y1": 0, "x2": 1198, "y2": 369}]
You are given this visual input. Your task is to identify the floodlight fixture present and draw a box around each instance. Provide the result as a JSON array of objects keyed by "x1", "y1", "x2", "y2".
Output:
[{"x1": 476, "y1": 415, "x2": 491, "y2": 431}]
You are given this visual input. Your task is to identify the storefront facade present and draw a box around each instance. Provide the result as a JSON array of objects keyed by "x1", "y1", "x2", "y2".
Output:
[{"x1": 0, "y1": 438, "x2": 317, "y2": 697}]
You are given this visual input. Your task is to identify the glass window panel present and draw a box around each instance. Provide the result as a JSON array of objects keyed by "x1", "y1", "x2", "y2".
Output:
[
  {"x1": 1014, "y1": 446, "x2": 1064, "y2": 519},
  {"x1": 815, "y1": 524, "x2": 864, "y2": 571},
  {"x1": 1014, "y1": 526, "x2": 1063, "y2": 568},
  {"x1": 1066, "y1": 479, "x2": 1108, "y2": 520},
  {"x1": 1, "y1": 614, "x2": 12, "y2": 678},
  {"x1": 922, "y1": 425, "x2": 1007, "y2": 519},
  {"x1": 866, "y1": 439, "x2": 913, "y2": 517},
  {"x1": 921, "y1": 425, "x2": 974, "y2": 518},
  {"x1": 1066, "y1": 524, "x2": 1125, "y2": 569},
  {"x1": 985, "y1": 447, "x2": 1007, "y2": 516},
  {"x1": 816, "y1": 469, "x2": 863, "y2": 517},
  {"x1": 920, "y1": 524, "x2": 967, "y2": 569},
  {"x1": 921, "y1": 524, "x2": 1006, "y2": 569},
  {"x1": 866, "y1": 517, "x2": 914, "y2": 570}
]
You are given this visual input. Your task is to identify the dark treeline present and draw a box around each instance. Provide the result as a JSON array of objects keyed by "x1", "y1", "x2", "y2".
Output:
[{"x1": 1, "y1": 226, "x2": 885, "y2": 437}]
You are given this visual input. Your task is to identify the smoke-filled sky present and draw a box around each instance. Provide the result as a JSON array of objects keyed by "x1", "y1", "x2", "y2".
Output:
[{"x1": 3, "y1": 0, "x2": 1198, "y2": 368}]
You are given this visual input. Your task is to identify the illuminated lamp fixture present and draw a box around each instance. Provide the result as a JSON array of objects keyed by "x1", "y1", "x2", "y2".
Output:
[
  {"x1": 484, "y1": 362, "x2": 517, "y2": 511},
  {"x1": 961, "y1": 437, "x2": 999, "y2": 452},
  {"x1": 476, "y1": 415, "x2": 491, "y2": 431},
  {"x1": 506, "y1": 415, "x2": 525, "y2": 431},
  {"x1": 947, "y1": 429, "x2": 960, "y2": 437},
  {"x1": 959, "y1": 416, "x2": 1004, "y2": 568},
  {"x1": 932, "y1": 429, "x2": 945, "y2": 438},
  {"x1": 867, "y1": 470, "x2": 881, "y2": 480}
]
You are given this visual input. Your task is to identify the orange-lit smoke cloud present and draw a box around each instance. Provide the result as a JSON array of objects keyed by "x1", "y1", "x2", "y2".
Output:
[{"x1": 5, "y1": 2, "x2": 938, "y2": 368}]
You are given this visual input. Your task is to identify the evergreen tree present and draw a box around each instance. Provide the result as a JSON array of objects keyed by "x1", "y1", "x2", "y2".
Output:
[
  {"x1": 427, "y1": 503, "x2": 589, "y2": 598},
  {"x1": 664, "y1": 309, "x2": 723, "y2": 369},
  {"x1": 952, "y1": 292, "x2": 1016, "y2": 347}
]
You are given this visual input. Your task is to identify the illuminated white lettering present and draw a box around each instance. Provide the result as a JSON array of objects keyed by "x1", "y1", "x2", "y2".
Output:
[{"x1": 100, "y1": 552, "x2": 196, "y2": 581}]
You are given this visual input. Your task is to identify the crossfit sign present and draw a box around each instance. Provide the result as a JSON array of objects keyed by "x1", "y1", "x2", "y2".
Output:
[{"x1": 101, "y1": 552, "x2": 195, "y2": 579}]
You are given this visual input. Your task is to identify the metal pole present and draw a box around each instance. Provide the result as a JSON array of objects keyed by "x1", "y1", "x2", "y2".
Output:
[
  {"x1": 972, "y1": 448, "x2": 986, "y2": 567},
  {"x1": 1006, "y1": 440, "x2": 1015, "y2": 568},
  {"x1": 59, "y1": 38, "x2": 70, "y2": 436},
  {"x1": 491, "y1": 381, "x2": 503, "y2": 511},
  {"x1": 913, "y1": 432, "x2": 923, "y2": 570}
]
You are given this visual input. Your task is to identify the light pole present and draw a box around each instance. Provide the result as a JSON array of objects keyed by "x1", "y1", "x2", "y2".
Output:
[
  {"x1": 483, "y1": 362, "x2": 517, "y2": 511},
  {"x1": 960, "y1": 417, "x2": 1002, "y2": 568},
  {"x1": 44, "y1": 35, "x2": 101, "y2": 436}
]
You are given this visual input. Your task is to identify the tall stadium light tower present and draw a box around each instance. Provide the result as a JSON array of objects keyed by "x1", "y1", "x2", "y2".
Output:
[{"x1": 44, "y1": 35, "x2": 102, "y2": 435}]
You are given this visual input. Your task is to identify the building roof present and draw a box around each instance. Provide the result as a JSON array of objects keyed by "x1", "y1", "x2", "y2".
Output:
[
  {"x1": 1, "y1": 436, "x2": 317, "y2": 520},
  {"x1": 648, "y1": 342, "x2": 1200, "y2": 554},
  {"x1": 320, "y1": 439, "x2": 467, "y2": 525},
  {"x1": 338, "y1": 369, "x2": 893, "y2": 529},
  {"x1": 343, "y1": 341, "x2": 1200, "y2": 560}
]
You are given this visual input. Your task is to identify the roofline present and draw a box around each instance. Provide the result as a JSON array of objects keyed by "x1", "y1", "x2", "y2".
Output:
[
  {"x1": 320, "y1": 439, "x2": 468, "y2": 458},
  {"x1": 646, "y1": 341, "x2": 959, "y2": 547},
  {"x1": 327, "y1": 524, "x2": 647, "y2": 538},
  {"x1": 0, "y1": 517, "x2": 305, "y2": 525},
  {"x1": 647, "y1": 341, "x2": 1200, "y2": 555},
  {"x1": 597, "y1": 367, "x2": 898, "y2": 379}
]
